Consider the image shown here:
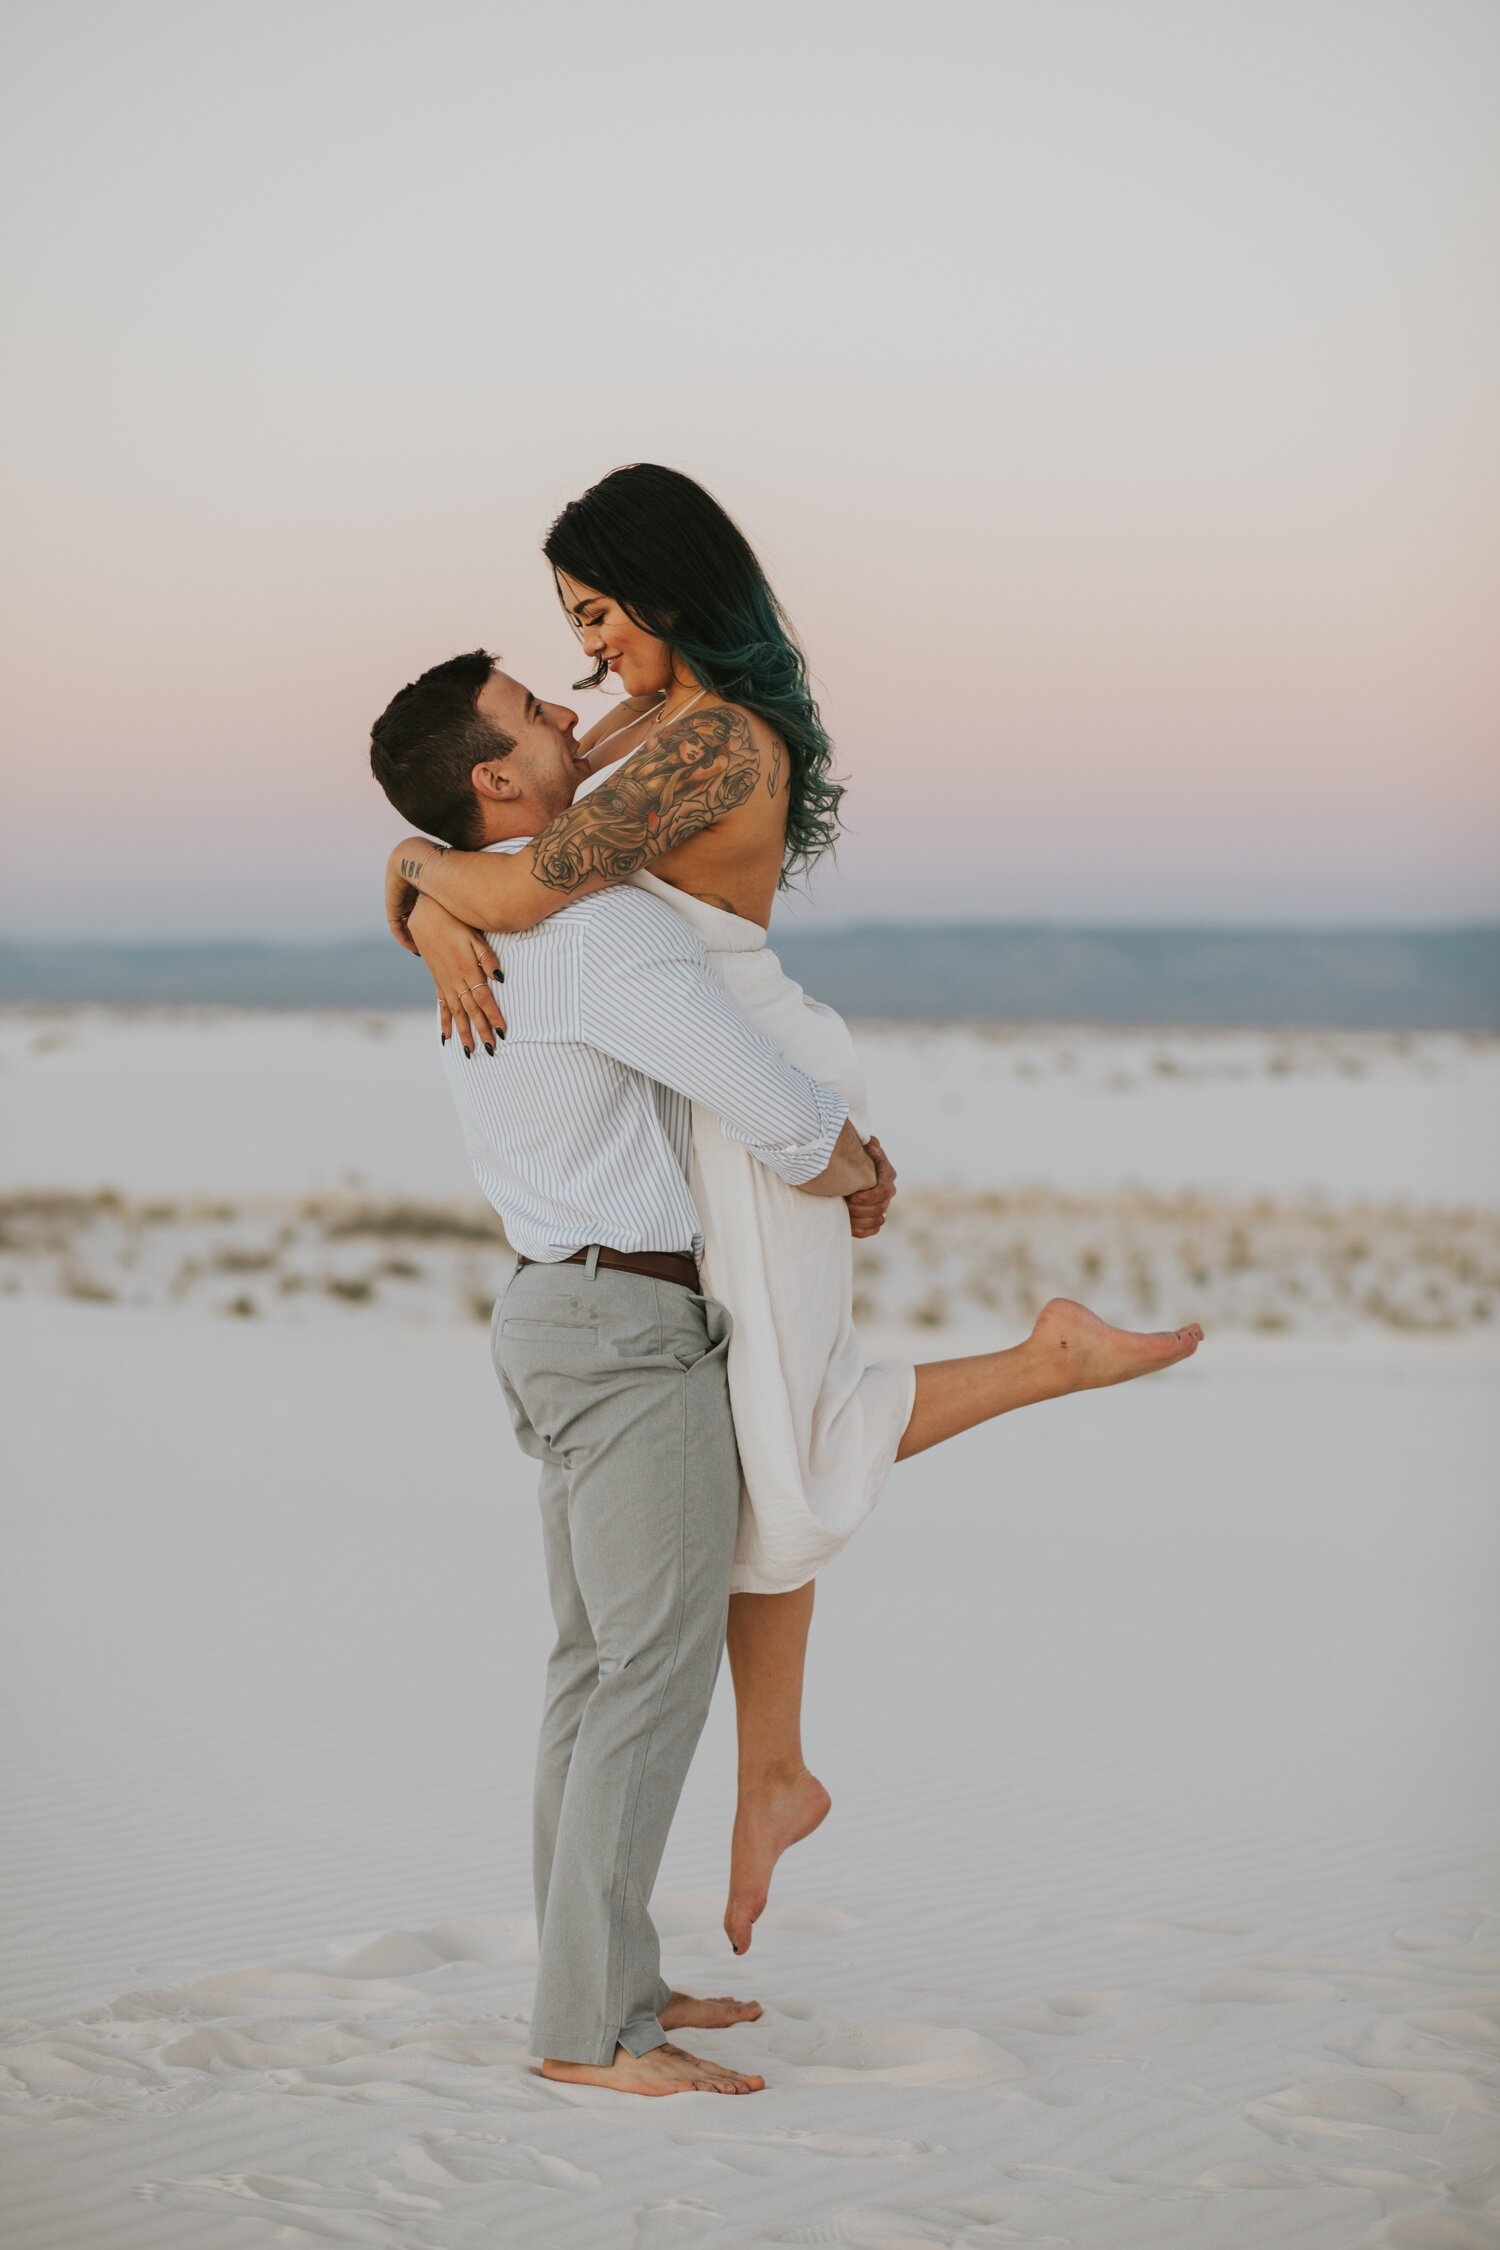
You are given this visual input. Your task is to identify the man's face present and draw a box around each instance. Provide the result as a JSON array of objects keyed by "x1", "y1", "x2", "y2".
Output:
[{"x1": 474, "y1": 670, "x2": 585, "y2": 830}]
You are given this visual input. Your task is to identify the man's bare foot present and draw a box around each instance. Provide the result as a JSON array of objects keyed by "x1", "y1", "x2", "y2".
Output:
[
  {"x1": 541, "y1": 2041, "x2": 764, "y2": 2096},
  {"x1": 725, "y1": 1764, "x2": 832, "y2": 1956},
  {"x1": 661, "y1": 1990, "x2": 763, "y2": 2031},
  {"x1": 1029, "y1": 1298, "x2": 1203, "y2": 1395}
]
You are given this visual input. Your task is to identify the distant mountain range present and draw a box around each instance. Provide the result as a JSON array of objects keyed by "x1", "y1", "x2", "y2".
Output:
[{"x1": 1, "y1": 925, "x2": 1495, "y2": 1029}]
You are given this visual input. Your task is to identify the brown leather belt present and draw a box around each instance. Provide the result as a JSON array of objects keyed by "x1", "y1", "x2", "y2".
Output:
[{"x1": 515, "y1": 1245, "x2": 701, "y2": 1292}]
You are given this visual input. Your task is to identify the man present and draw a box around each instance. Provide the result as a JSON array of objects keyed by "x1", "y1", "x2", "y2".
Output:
[{"x1": 370, "y1": 653, "x2": 875, "y2": 2096}]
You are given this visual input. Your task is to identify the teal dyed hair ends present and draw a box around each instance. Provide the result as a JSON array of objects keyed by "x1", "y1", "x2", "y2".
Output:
[{"x1": 543, "y1": 464, "x2": 845, "y2": 883}]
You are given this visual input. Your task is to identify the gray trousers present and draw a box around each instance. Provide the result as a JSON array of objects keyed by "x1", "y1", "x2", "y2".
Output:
[{"x1": 490, "y1": 1252, "x2": 740, "y2": 2065}]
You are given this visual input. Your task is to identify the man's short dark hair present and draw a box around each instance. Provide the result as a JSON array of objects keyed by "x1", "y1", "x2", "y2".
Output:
[{"x1": 369, "y1": 649, "x2": 514, "y2": 847}]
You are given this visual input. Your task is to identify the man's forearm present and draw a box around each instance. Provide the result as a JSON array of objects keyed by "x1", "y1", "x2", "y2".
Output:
[{"x1": 797, "y1": 1118, "x2": 877, "y2": 1198}]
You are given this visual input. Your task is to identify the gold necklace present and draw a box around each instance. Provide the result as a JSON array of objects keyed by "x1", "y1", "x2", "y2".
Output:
[{"x1": 651, "y1": 684, "x2": 708, "y2": 735}]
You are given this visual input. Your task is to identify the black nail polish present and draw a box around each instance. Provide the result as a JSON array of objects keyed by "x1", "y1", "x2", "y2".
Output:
[
  {"x1": 483, "y1": 1041, "x2": 495, "y2": 1056},
  {"x1": 497, "y1": 1029, "x2": 506, "y2": 1041},
  {"x1": 441, "y1": 1034, "x2": 448, "y2": 1046}
]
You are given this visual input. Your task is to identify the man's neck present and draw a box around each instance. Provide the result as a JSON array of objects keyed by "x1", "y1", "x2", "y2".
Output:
[{"x1": 478, "y1": 771, "x2": 601, "y2": 853}]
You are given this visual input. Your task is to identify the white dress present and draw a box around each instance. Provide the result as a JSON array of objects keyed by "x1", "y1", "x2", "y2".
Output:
[{"x1": 629, "y1": 871, "x2": 916, "y2": 1595}]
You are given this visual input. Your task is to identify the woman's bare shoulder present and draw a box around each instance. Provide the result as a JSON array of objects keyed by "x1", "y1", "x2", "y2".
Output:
[{"x1": 667, "y1": 698, "x2": 787, "y2": 802}]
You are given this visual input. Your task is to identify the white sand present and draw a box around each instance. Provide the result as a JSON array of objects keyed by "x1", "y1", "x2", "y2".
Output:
[
  {"x1": 3, "y1": 1015, "x2": 1498, "y2": 2247},
  {"x1": 4, "y1": 1012, "x2": 1497, "y2": 1207}
]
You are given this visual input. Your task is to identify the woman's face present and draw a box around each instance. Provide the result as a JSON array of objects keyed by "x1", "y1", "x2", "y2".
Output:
[{"x1": 554, "y1": 570, "x2": 675, "y2": 698}]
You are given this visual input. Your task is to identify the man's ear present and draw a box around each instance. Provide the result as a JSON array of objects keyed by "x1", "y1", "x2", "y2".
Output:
[{"x1": 471, "y1": 760, "x2": 520, "y2": 803}]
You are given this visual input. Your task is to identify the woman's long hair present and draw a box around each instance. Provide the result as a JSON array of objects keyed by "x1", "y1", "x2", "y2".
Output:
[{"x1": 543, "y1": 463, "x2": 843, "y2": 883}]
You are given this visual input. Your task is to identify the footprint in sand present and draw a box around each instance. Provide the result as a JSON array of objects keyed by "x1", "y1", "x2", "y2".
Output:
[
  {"x1": 264, "y1": 2025, "x2": 541, "y2": 2112},
  {"x1": 1190, "y1": 1971, "x2": 1336, "y2": 2004},
  {"x1": 764, "y1": 2210, "x2": 965, "y2": 2247},
  {"x1": 393, "y1": 2127, "x2": 598, "y2": 2191},
  {"x1": 631, "y1": 2199, "x2": 727, "y2": 2248},
  {"x1": 111, "y1": 1966, "x2": 426, "y2": 2018},
  {"x1": 327, "y1": 1914, "x2": 537, "y2": 1974},
  {"x1": 1196, "y1": 2160, "x2": 1430, "y2": 2202},
  {"x1": 677, "y1": 2128, "x2": 939, "y2": 2175},
  {"x1": 0, "y1": 2027, "x2": 197, "y2": 2111},
  {"x1": 1407, "y1": 2003, "x2": 1500, "y2": 2051},
  {"x1": 1248, "y1": 2069, "x2": 1499, "y2": 2143},
  {"x1": 1, "y1": 2043, "x2": 168, "y2": 2106},
  {"x1": 1380, "y1": 2218, "x2": 1500, "y2": 2249},
  {"x1": 1252, "y1": 1953, "x2": 1436, "y2": 1995},
  {"x1": 139, "y1": 2170, "x2": 439, "y2": 2240},
  {"x1": 1331, "y1": 2002, "x2": 1500, "y2": 2076},
  {"x1": 1193, "y1": 2161, "x2": 1312, "y2": 2188},
  {"x1": 157, "y1": 2022, "x2": 378, "y2": 2070},
  {"x1": 761, "y1": 2018, "x2": 1024, "y2": 2088},
  {"x1": 1391, "y1": 1910, "x2": 1487, "y2": 1953},
  {"x1": 994, "y1": 1991, "x2": 1120, "y2": 2035}
]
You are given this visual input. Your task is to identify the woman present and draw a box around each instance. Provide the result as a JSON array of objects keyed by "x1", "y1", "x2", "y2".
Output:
[{"x1": 384, "y1": 465, "x2": 1202, "y2": 1954}]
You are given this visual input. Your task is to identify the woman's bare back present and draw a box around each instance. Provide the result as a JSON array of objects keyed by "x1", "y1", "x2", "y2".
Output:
[{"x1": 643, "y1": 706, "x2": 788, "y2": 928}]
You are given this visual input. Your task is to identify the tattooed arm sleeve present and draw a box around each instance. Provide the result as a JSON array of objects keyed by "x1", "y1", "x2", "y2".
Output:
[{"x1": 394, "y1": 706, "x2": 765, "y2": 934}]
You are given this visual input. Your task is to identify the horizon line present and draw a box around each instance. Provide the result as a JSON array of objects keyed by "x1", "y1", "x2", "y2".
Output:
[{"x1": 2, "y1": 919, "x2": 1498, "y2": 951}]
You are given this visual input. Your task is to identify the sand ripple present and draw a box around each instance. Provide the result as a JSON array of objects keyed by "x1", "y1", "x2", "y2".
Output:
[{"x1": 5, "y1": 1894, "x2": 1500, "y2": 2247}]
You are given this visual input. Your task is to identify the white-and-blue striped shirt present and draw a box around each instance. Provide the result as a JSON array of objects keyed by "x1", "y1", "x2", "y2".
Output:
[{"x1": 440, "y1": 882, "x2": 848, "y2": 1262}]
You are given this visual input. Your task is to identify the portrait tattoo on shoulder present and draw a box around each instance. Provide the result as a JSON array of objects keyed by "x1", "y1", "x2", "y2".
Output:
[{"x1": 531, "y1": 706, "x2": 761, "y2": 893}]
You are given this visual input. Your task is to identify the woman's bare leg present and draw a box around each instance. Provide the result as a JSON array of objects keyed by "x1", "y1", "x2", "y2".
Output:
[
  {"x1": 721, "y1": 1299, "x2": 1203, "y2": 1951},
  {"x1": 724, "y1": 1582, "x2": 830, "y2": 1954},
  {"x1": 898, "y1": 1297, "x2": 1203, "y2": 1460}
]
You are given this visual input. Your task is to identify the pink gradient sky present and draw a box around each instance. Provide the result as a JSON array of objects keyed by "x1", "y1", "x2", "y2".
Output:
[{"x1": 2, "y1": 0, "x2": 1496, "y2": 938}]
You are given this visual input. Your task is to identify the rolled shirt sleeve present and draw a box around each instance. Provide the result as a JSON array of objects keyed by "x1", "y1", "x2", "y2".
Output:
[{"x1": 578, "y1": 919, "x2": 848, "y2": 1186}]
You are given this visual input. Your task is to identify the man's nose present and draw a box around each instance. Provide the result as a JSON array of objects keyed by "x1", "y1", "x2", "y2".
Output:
[{"x1": 549, "y1": 703, "x2": 579, "y2": 732}]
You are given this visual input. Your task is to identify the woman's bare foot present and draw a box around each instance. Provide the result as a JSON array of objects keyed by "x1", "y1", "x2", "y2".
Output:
[
  {"x1": 541, "y1": 2041, "x2": 764, "y2": 2095},
  {"x1": 660, "y1": 1990, "x2": 763, "y2": 2031},
  {"x1": 725, "y1": 1763, "x2": 832, "y2": 1956},
  {"x1": 899, "y1": 1300, "x2": 1206, "y2": 1460},
  {"x1": 1028, "y1": 1298, "x2": 1203, "y2": 1394}
]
